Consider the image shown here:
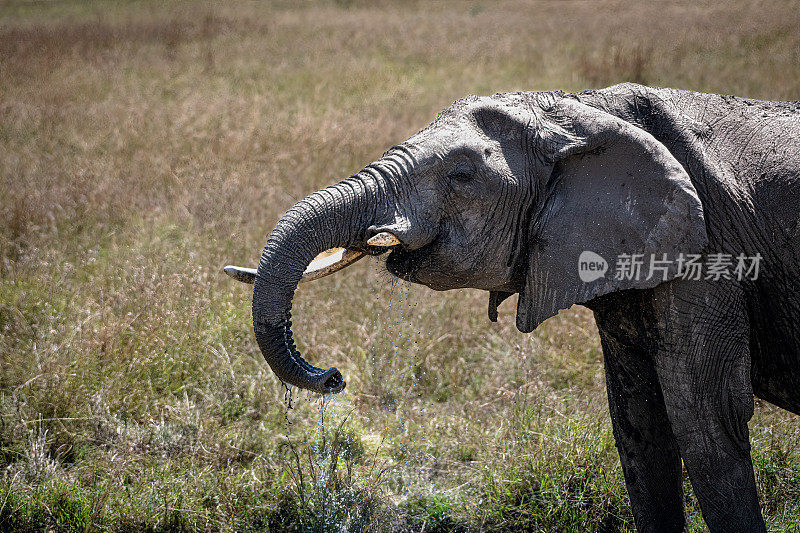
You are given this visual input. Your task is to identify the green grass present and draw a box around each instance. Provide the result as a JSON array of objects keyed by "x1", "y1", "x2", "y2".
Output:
[{"x1": 1, "y1": 1, "x2": 800, "y2": 531}]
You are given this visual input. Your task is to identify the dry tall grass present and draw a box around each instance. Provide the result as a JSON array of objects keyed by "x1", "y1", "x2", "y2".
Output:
[{"x1": 1, "y1": 1, "x2": 799, "y2": 531}]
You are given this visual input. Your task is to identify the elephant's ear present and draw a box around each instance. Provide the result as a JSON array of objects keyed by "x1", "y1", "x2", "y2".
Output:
[{"x1": 515, "y1": 98, "x2": 707, "y2": 333}]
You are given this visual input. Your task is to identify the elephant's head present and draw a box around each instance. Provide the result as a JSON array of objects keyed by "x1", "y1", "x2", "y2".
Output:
[{"x1": 225, "y1": 91, "x2": 707, "y2": 395}]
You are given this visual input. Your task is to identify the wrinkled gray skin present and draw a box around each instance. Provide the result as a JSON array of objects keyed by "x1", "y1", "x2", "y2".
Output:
[{"x1": 251, "y1": 83, "x2": 799, "y2": 532}]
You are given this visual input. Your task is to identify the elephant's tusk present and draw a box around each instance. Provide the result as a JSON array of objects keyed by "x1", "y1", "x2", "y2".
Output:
[
  {"x1": 223, "y1": 248, "x2": 365, "y2": 285},
  {"x1": 367, "y1": 232, "x2": 401, "y2": 247},
  {"x1": 300, "y1": 248, "x2": 365, "y2": 282},
  {"x1": 224, "y1": 265, "x2": 257, "y2": 283}
]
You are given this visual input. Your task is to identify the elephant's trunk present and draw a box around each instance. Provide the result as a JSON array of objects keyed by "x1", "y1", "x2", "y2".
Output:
[{"x1": 252, "y1": 174, "x2": 377, "y2": 394}]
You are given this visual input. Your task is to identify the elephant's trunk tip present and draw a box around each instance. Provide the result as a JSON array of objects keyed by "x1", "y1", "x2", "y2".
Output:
[
  {"x1": 285, "y1": 366, "x2": 347, "y2": 395},
  {"x1": 318, "y1": 367, "x2": 346, "y2": 394}
]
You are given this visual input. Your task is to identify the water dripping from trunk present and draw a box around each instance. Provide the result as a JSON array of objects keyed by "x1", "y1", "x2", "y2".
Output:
[
  {"x1": 381, "y1": 275, "x2": 430, "y2": 498},
  {"x1": 282, "y1": 382, "x2": 295, "y2": 424}
]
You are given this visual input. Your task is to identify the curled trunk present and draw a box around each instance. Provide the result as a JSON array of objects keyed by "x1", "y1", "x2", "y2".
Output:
[{"x1": 252, "y1": 174, "x2": 376, "y2": 394}]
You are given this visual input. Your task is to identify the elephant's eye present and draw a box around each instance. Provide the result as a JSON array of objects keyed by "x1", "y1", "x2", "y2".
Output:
[
  {"x1": 449, "y1": 170, "x2": 473, "y2": 183},
  {"x1": 448, "y1": 159, "x2": 476, "y2": 183}
]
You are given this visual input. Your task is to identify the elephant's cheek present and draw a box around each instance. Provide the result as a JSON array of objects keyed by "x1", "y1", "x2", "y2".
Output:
[{"x1": 414, "y1": 266, "x2": 468, "y2": 291}]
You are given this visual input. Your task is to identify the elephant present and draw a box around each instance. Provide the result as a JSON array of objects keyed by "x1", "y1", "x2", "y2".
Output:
[{"x1": 225, "y1": 83, "x2": 800, "y2": 532}]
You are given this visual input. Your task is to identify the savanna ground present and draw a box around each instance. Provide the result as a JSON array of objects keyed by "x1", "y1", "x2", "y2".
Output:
[{"x1": 1, "y1": 0, "x2": 799, "y2": 531}]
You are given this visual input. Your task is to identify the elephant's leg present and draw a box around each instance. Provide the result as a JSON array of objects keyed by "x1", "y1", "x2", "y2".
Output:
[
  {"x1": 652, "y1": 279, "x2": 766, "y2": 533},
  {"x1": 594, "y1": 298, "x2": 687, "y2": 533}
]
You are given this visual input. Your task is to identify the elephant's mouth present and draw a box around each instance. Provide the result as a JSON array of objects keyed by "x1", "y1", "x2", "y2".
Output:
[
  {"x1": 386, "y1": 248, "x2": 420, "y2": 282},
  {"x1": 386, "y1": 244, "x2": 457, "y2": 291}
]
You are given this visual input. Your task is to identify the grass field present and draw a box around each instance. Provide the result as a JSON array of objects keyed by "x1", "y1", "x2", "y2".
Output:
[{"x1": 2, "y1": 1, "x2": 800, "y2": 531}]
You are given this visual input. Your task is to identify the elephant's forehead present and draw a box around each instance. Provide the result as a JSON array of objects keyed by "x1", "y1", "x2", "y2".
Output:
[
  {"x1": 436, "y1": 93, "x2": 506, "y2": 121},
  {"x1": 403, "y1": 123, "x2": 485, "y2": 164}
]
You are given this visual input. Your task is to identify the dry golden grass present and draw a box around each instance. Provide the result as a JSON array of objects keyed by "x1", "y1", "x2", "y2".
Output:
[{"x1": 1, "y1": 1, "x2": 799, "y2": 530}]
